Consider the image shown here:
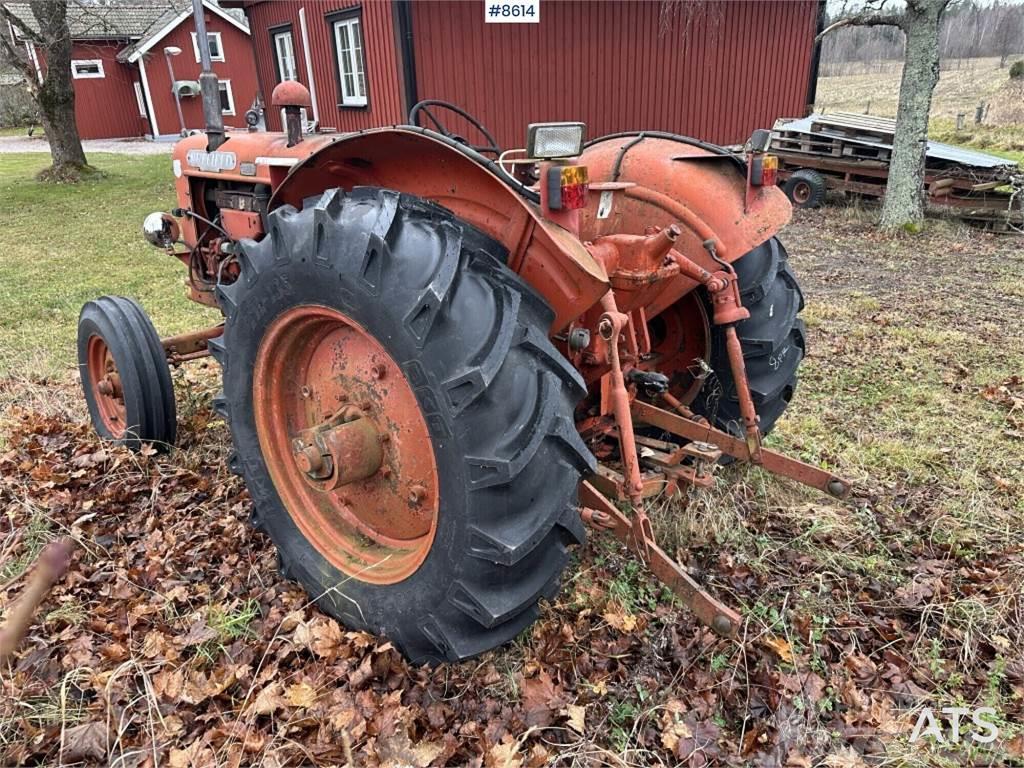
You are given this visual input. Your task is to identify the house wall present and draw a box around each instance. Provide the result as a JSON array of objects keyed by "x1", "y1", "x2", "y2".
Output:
[
  {"x1": 410, "y1": 0, "x2": 819, "y2": 148},
  {"x1": 37, "y1": 40, "x2": 146, "y2": 140},
  {"x1": 138, "y1": 9, "x2": 259, "y2": 137},
  {"x1": 243, "y1": 0, "x2": 404, "y2": 132},
  {"x1": 240, "y1": 0, "x2": 817, "y2": 147}
]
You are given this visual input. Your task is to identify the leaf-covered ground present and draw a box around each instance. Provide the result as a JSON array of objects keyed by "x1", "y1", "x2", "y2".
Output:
[{"x1": 1, "y1": 155, "x2": 1023, "y2": 766}]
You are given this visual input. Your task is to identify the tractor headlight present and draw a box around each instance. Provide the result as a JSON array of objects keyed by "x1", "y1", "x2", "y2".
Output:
[
  {"x1": 143, "y1": 211, "x2": 180, "y2": 249},
  {"x1": 527, "y1": 122, "x2": 586, "y2": 159}
]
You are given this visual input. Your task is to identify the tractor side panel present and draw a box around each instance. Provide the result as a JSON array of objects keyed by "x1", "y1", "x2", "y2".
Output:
[
  {"x1": 270, "y1": 129, "x2": 609, "y2": 331},
  {"x1": 579, "y1": 136, "x2": 792, "y2": 318}
]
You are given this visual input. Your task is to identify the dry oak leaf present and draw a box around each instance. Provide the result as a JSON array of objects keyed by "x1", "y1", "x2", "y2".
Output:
[
  {"x1": 762, "y1": 634, "x2": 795, "y2": 663},
  {"x1": 823, "y1": 747, "x2": 869, "y2": 768},
  {"x1": 376, "y1": 727, "x2": 445, "y2": 768},
  {"x1": 602, "y1": 608, "x2": 638, "y2": 633},
  {"x1": 152, "y1": 667, "x2": 185, "y2": 701},
  {"x1": 521, "y1": 669, "x2": 568, "y2": 727},
  {"x1": 486, "y1": 737, "x2": 524, "y2": 768},
  {"x1": 60, "y1": 721, "x2": 108, "y2": 762},
  {"x1": 661, "y1": 718, "x2": 692, "y2": 753},
  {"x1": 310, "y1": 617, "x2": 345, "y2": 659},
  {"x1": 286, "y1": 681, "x2": 317, "y2": 708},
  {"x1": 169, "y1": 741, "x2": 215, "y2": 768},
  {"x1": 564, "y1": 703, "x2": 586, "y2": 733},
  {"x1": 249, "y1": 681, "x2": 287, "y2": 715}
]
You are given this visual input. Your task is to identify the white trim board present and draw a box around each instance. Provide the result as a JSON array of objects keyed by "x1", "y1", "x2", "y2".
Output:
[
  {"x1": 126, "y1": 2, "x2": 249, "y2": 64},
  {"x1": 137, "y1": 56, "x2": 160, "y2": 137}
]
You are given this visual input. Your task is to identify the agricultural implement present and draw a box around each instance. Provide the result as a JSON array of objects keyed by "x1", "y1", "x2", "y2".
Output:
[{"x1": 77, "y1": 10, "x2": 850, "y2": 663}]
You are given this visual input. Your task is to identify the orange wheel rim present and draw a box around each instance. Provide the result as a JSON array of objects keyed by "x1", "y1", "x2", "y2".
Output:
[
  {"x1": 253, "y1": 305, "x2": 439, "y2": 585},
  {"x1": 86, "y1": 335, "x2": 127, "y2": 437},
  {"x1": 645, "y1": 293, "x2": 710, "y2": 404}
]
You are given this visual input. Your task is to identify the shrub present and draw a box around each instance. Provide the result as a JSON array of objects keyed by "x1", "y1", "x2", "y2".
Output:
[{"x1": 1010, "y1": 60, "x2": 1024, "y2": 80}]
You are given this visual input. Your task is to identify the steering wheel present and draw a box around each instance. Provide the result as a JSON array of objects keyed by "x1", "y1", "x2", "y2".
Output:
[{"x1": 408, "y1": 100, "x2": 502, "y2": 158}]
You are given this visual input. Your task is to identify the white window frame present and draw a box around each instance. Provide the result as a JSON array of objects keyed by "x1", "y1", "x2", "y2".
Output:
[
  {"x1": 71, "y1": 59, "x2": 104, "y2": 79},
  {"x1": 218, "y1": 79, "x2": 235, "y2": 115},
  {"x1": 191, "y1": 31, "x2": 224, "y2": 63},
  {"x1": 332, "y1": 15, "x2": 367, "y2": 107},
  {"x1": 133, "y1": 81, "x2": 146, "y2": 117},
  {"x1": 272, "y1": 28, "x2": 298, "y2": 82}
]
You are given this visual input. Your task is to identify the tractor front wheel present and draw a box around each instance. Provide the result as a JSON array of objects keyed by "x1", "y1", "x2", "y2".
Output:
[
  {"x1": 214, "y1": 188, "x2": 594, "y2": 663},
  {"x1": 77, "y1": 296, "x2": 176, "y2": 449}
]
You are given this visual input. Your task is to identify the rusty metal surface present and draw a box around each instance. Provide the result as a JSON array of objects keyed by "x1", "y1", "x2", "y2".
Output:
[
  {"x1": 269, "y1": 128, "x2": 610, "y2": 331},
  {"x1": 161, "y1": 324, "x2": 224, "y2": 364},
  {"x1": 85, "y1": 335, "x2": 127, "y2": 438},
  {"x1": 632, "y1": 400, "x2": 851, "y2": 499},
  {"x1": 252, "y1": 304, "x2": 439, "y2": 584},
  {"x1": 578, "y1": 135, "x2": 792, "y2": 323}
]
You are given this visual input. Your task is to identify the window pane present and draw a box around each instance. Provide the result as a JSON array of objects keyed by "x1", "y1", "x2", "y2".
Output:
[
  {"x1": 219, "y1": 83, "x2": 229, "y2": 112},
  {"x1": 208, "y1": 34, "x2": 220, "y2": 57},
  {"x1": 335, "y1": 17, "x2": 367, "y2": 104},
  {"x1": 275, "y1": 32, "x2": 297, "y2": 81}
]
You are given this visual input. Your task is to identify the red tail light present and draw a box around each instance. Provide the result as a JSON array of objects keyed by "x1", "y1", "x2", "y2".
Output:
[{"x1": 546, "y1": 165, "x2": 589, "y2": 210}]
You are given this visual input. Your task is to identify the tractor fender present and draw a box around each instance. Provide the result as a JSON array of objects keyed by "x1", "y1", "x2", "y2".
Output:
[
  {"x1": 269, "y1": 127, "x2": 608, "y2": 332},
  {"x1": 578, "y1": 134, "x2": 793, "y2": 318}
]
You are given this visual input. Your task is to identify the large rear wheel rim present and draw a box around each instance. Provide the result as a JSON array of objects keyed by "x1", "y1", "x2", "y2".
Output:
[
  {"x1": 253, "y1": 304, "x2": 439, "y2": 585},
  {"x1": 85, "y1": 335, "x2": 127, "y2": 437}
]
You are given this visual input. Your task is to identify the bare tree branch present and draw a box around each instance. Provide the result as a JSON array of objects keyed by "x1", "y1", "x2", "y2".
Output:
[{"x1": 815, "y1": 12, "x2": 905, "y2": 44}]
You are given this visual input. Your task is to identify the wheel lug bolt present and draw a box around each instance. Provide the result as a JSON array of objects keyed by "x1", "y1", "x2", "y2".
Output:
[
  {"x1": 409, "y1": 484, "x2": 427, "y2": 505},
  {"x1": 294, "y1": 444, "x2": 324, "y2": 475},
  {"x1": 301, "y1": 386, "x2": 311, "y2": 398},
  {"x1": 372, "y1": 364, "x2": 387, "y2": 379}
]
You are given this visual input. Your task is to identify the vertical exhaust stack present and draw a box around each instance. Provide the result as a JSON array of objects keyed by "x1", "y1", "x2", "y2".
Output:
[{"x1": 191, "y1": 0, "x2": 225, "y2": 151}]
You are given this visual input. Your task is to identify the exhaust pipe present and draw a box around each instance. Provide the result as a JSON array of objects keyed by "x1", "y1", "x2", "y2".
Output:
[{"x1": 191, "y1": 0, "x2": 225, "y2": 151}]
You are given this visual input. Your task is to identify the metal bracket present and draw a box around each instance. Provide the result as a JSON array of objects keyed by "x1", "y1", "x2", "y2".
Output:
[{"x1": 579, "y1": 481, "x2": 742, "y2": 637}]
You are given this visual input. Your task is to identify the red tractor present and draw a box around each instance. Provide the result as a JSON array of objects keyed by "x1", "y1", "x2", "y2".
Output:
[{"x1": 78, "y1": 17, "x2": 849, "y2": 663}]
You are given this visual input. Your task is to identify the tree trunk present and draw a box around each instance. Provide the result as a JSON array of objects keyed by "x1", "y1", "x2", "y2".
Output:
[
  {"x1": 31, "y1": 1, "x2": 88, "y2": 172},
  {"x1": 878, "y1": 0, "x2": 946, "y2": 232}
]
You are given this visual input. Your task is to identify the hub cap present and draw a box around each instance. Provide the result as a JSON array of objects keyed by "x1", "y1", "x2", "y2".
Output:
[
  {"x1": 252, "y1": 305, "x2": 439, "y2": 584},
  {"x1": 86, "y1": 335, "x2": 127, "y2": 437},
  {"x1": 792, "y1": 181, "x2": 811, "y2": 205}
]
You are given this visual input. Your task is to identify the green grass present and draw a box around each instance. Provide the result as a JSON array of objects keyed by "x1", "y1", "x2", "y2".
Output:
[
  {"x1": 929, "y1": 118, "x2": 1024, "y2": 166},
  {"x1": 0, "y1": 153, "x2": 218, "y2": 378}
]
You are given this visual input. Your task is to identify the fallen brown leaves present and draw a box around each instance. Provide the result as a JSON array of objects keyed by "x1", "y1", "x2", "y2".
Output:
[{"x1": 4, "y1": 222, "x2": 1024, "y2": 768}]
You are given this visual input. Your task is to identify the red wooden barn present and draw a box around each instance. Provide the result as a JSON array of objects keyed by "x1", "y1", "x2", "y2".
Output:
[
  {"x1": 230, "y1": 0, "x2": 822, "y2": 148},
  {"x1": 8, "y1": 0, "x2": 259, "y2": 140}
]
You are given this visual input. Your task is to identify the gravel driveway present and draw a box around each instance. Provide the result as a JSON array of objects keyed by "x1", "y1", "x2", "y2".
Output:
[{"x1": 0, "y1": 135, "x2": 173, "y2": 155}]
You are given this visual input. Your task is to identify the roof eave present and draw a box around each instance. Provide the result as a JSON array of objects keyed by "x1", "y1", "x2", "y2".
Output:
[{"x1": 124, "y1": 1, "x2": 250, "y2": 64}]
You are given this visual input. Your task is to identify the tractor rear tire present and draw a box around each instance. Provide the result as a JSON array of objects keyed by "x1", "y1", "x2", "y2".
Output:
[
  {"x1": 213, "y1": 188, "x2": 595, "y2": 664},
  {"x1": 77, "y1": 296, "x2": 176, "y2": 449},
  {"x1": 692, "y1": 237, "x2": 805, "y2": 437},
  {"x1": 783, "y1": 169, "x2": 827, "y2": 209}
]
